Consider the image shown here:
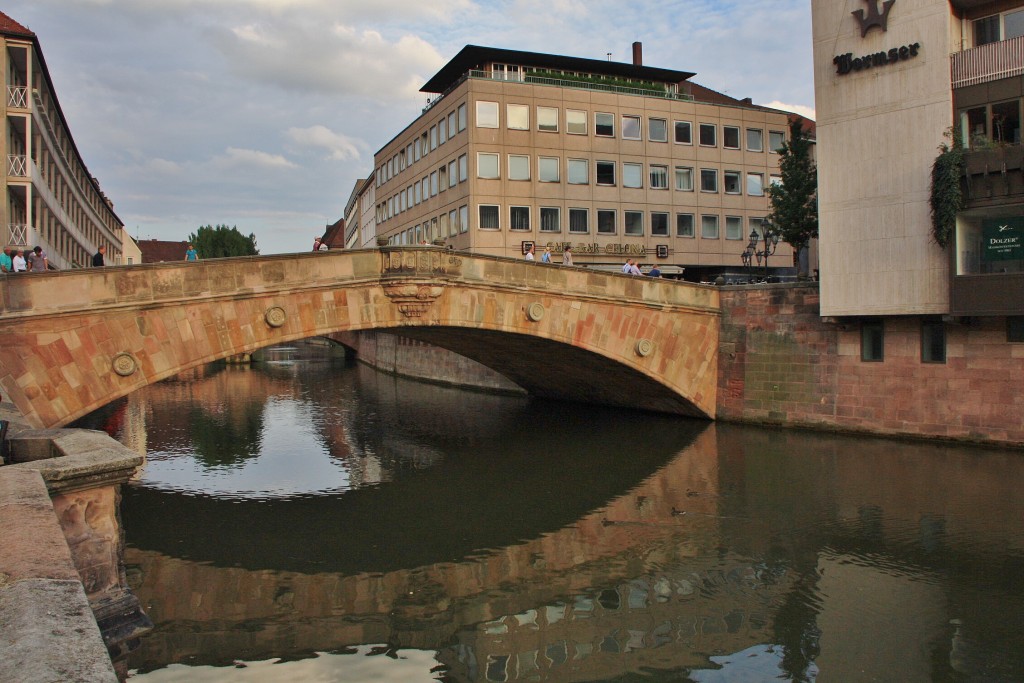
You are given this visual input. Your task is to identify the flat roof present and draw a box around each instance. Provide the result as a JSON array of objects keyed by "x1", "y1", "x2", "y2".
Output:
[{"x1": 421, "y1": 45, "x2": 695, "y2": 94}]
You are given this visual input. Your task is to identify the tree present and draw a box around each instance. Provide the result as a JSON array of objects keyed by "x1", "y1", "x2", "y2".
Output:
[
  {"x1": 767, "y1": 117, "x2": 818, "y2": 274},
  {"x1": 187, "y1": 224, "x2": 259, "y2": 258}
]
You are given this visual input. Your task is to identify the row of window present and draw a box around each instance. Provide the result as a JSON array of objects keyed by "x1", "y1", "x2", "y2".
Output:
[
  {"x1": 476, "y1": 100, "x2": 786, "y2": 151},
  {"x1": 387, "y1": 205, "x2": 470, "y2": 245},
  {"x1": 377, "y1": 154, "x2": 469, "y2": 223},
  {"x1": 862, "y1": 318, "x2": 1024, "y2": 363},
  {"x1": 475, "y1": 152, "x2": 779, "y2": 194},
  {"x1": 468, "y1": 205, "x2": 766, "y2": 239},
  {"x1": 376, "y1": 102, "x2": 468, "y2": 188}
]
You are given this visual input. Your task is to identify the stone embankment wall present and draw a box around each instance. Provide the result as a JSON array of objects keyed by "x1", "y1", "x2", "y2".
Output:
[
  {"x1": 331, "y1": 331, "x2": 526, "y2": 395},
  {"x1": 717, "y1": 283, "x2": 1024, "y2": 445}
]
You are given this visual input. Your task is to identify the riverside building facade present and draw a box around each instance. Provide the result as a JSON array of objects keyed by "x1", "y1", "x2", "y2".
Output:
[
  {"x1": 371, "y1": 44, "x2": 804, "y2": 281},
  {"x1": 1, "y1": 11, "x2": 125, "y2": 269}
]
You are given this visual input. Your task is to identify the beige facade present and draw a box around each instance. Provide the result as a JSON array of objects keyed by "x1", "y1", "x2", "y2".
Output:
[
  {"x1": 0, "y1": 13, "x2": 124, "y2": 270},
  {"x1": 370, "y1": 46, "x2": 799, "y2": 281},
  {"x1": 813, "y1": 0, "x2": 963, "y2": 316}
]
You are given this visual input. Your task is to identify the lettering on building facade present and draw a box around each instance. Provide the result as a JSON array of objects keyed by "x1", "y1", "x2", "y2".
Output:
[
  {"x1": 833, "y1": 44, "x2": 920, "y2": 75},
  {"x1": 544, "y1": 242, "x2": 648, "y2": 256}
]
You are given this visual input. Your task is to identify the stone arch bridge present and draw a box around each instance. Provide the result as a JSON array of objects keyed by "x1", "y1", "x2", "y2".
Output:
[{"x1": 0, "y1": 248, "x2": 720, "y2": 428}]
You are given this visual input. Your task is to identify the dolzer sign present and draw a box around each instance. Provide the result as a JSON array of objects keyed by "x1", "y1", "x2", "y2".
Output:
[{"x1": 834, "y1": 0, "x2": 920, "y2": 75}]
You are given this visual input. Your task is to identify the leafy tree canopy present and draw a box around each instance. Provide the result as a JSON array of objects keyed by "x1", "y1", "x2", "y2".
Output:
[
  {"x1": 188, "y1": 224, "x2": 259, "y2": 258},
  {"x1": 767, "y1": 118, "x2": 819, "y2": 251}
]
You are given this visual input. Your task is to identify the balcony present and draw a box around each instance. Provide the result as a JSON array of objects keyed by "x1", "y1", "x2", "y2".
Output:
[
  {"x1": 7, "y1": 154, "x2": 27, "y2": 177},
  {"x1": 7, "y1": 223, "x2": 27, "y2": 245},
  {"x1": 951, "y1": 35, "x2": 1024, "y2": 89},
  {"x1": 7, "y1": 85, "x2": 27, "y2": 109}
]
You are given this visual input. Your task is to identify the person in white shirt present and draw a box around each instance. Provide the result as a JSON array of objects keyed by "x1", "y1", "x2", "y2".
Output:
[
  {"x1": 524, "y1": 244, "x2": 535, "y2": 261},
  {"x1": 12, "y1": 249, "x2": 26, "y2": 272}
]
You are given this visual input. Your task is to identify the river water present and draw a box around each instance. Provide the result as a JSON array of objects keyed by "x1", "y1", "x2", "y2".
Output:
[{"x1": 73, "y1": 343, "x2": 1024, "y2": 682}]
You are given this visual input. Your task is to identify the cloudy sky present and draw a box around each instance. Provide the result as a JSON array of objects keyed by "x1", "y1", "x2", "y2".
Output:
[{"x1": 7, "y1": 0, "x2": 814, "y2": 255}]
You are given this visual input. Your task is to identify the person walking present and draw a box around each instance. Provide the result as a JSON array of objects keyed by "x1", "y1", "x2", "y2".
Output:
[
  {"x1": 621, "y1": 259, "x2": 633, "y2": 274},
  {"x1": 92, "y1": 245, "x2": 106, "y2": 267},
  {"x1": 648, "y1": 265, "x2": 661, "y2": 277},
  {"x1": 12, "y1": 249, "x2": 26, "y2": 273},
  {"x1": 26, "y1": 246, "x2": 48, "y2": 272},
  {"x1": 562, "y1": 245, "x2": 573, "y2": 266},
  {"x1": 629, "y1": 260, "x2": 642, "y2": 276},
  {"x1": 524, "y1": 244, "x2": 535, "y2": 261},
  {"x1": 0, "y1": 246, "x2": 12, "y2": 274},
  {"x1": 541, "y1": 247, "x2": 551, "y2": 263},
  {"x1": 185, "y1": 244, "x2": 198, "y2": 261}
]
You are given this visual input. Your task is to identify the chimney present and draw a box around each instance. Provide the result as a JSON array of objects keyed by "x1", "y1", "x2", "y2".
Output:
[{"x1": 632, "y1": 41, "x2": 642, "y2": 66}]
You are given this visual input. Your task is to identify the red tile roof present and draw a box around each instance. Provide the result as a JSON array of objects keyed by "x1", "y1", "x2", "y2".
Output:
[
  {"x1": 138, "y1": 239, "x2": 192, "y2": 263},
  {"x1": 0, "y1": 11, "x2": 34, "y2": 37}
]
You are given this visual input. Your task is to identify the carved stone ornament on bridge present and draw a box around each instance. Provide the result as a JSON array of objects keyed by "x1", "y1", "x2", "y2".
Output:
[
  {"x1": 382, "y1": 282, "x2": 446, "y2": 318},
  {"x1": 635, "y1": 339, "x2": 654, "y2": 358},
  {"x1": 264, "y1": 306, "x2": 287, "y2": 328},
  {"x1": 111, "y1": 352, "x2": 138, "y2": 377},
  {"x1": 526, "y1": 302, "x2": 545, "y2": 322},
  {"x1": 381, "y1": 249, "x2": 455, "y2": 278}
]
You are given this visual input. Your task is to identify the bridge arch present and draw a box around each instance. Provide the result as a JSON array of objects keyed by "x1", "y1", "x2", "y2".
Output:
[{"x1": 0, "y1": 248, "x2": 720, "y2": 428}]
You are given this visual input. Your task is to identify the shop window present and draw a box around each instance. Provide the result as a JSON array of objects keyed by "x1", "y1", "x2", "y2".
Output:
[
  {"x1": 921, "y1": 320, "x2": 946, "y2": 363},
  {"x1": 992, "y1": 100, "x2": 1021, "y2": 144},
  {"x1": 861, "y1": 320, "x2": 884, "y2": 361}
]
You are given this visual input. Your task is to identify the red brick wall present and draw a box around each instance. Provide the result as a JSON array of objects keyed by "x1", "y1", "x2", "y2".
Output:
[{"x1": 717, "y1": 284, "x2": 1024, "y2": 446}]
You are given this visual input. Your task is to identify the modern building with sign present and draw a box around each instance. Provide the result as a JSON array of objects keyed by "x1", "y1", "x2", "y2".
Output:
[
  {"x1": 0, "y1": 11, "x2": 126, "y2": 269},
  {"x1": 812, "y1": 0, "x2": 1023, "y2": 337},
  {"x1": 369, "y1": 44, "x2": 809, "y2": 281}
]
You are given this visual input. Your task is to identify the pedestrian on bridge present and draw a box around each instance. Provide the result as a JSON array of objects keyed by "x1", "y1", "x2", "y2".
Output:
[
  {"x1": 562, "y1": 245, "x2": 573, "y2": 266},
  {"x1": 524, "y1": 244, "x2": 535, "y2": 261},
  {"x1": 27, "y1": 246, "x2": 47, "y2": 272},
  {"x1": 0, "y1": 246, "x2": 11, "y2": 274},
  {"x1": 92, "y1": 246, "x2": 106, "y2": 267},
  {"x1": 185, "y1": 244, "x2": 198, "y2": 261},
  {"x1": 12, "y1": 249, "x2": 26, "y2": 273}
]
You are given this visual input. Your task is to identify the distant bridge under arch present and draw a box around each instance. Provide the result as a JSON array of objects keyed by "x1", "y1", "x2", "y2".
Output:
[{"x1": 0, "y1": 248, "x2": 721, "y2": 428}]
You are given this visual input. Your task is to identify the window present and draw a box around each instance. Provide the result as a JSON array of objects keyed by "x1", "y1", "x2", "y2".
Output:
[
  {"x1": 674, "y1": 120, "x2": 692, "y2": 144},
  {"x1": 770, "y1": 130, "x2": 786, "y2": 152},
  {"x1": 399, "y1": 152, "x2": 406, "y2": 171},
  {"x1": 509, "y1": 154, "x2": 530, "y2": 181},
  {"x1": 622, "y1": 115, "x2": 642, "y2": 140},
  {"x1": 650, "y1": 165, "x2": 668, "y2": 189},
  {"x1": 676, "y1": 213, "x2": 695, "y2": 237},
  {"x1": 974, "y1": 9, "x2": 1024, "y2": 46},
  {"x1": 478, "y1": 152, "x2": 499, "y2": 179},
  {"x1": 770, "y1": 174, "x2": 783, "y2": 187},
  {"x1": 747, "y1": 128, "x2": 763, "y2": 152},
  {"x1": 724, "y1": 171, "x2": 741, "y2": 194},
  {"x1": 458, "y1": 154, "x2": 467, "y2": 182},
  {"x1": 700, "y1": 168, "x2": 718, "y2": 192},
  {"x1": 538, "y1": 106, "x2": 558, "y2": 132},
  {"x1": 510, "y1": 206, "x2": 530, "y2": 231},
  {"x1": 625, "y1": 211, "x2": 643, "y2": 235},
  {"x1": 421, "y1": 133, "x2": 429, "y2": 156},
  {"x1": 623, "y1": 162, "x2": 643, "y2": 188},
  {"x1": 440, "y1": 212, "x2": 449, "y2": 236},
  {"x1": 651, "y1": 212, "x2": 669, "y2": 236},
  {"x1": 438, "y1": 118, "x2": 447, "y2": 144},
  {"x1": 723, "y1": 126, "x2": 740, "y2": 149},
  {"x1": 507, "y1": 104, "x2": 529, "y2": 130},
  {"x1": 597, "y1": 209, "x2": 616, "y2": 234},
  {"x1": 414, "y1": 182, "x2": 421, "y2": 204},
  {"x1": 747, "y1": 172, "x2": 764, "y2": 196},
  {"x1": 649, "y1": 118, "x2": 667, "y2": 142},
  {"x1": 539, "y1": 156, "x2": 559, "y2": 182},
  {"x1": 439, "y1": 164, "x2": 447, "y2": 190},
  {"x1": 921, "y1": 320, "x2": 946, "y2": 363},
  {"x1": 476, "y1": 101, "x2": 499, "y2": 128},
  {"x1": 596, "y1": 112, "x2": 615, "y2": 137},
  {"x1": 675, "y1": 166, "x2": 693, "y2": 191},
  {"x1": 479, "y1": 204, "x2": 500, "y2": 230},
  {"x1": 414, "y1": 140, "x2": 420, "y2": 162},
  {"x1": 597, "y1": 161, "x2": 616, "y2": 186},
  {"x1": 448, "y1": 160, "x2": 457, "y2": 187},
  {"x1": 699, "y1": 123, "x2": 716, "y2": 146},
  {"x1": 749, "y1": 217, "x2": 766, "y2": 240},
  {"x1": 448, "y1": 209, "x2": 458, "y2": 237},
  {"x1": 568, "y1": 158, "x2": 589, "y2": 184},
  {"x1": 430, "y1": 170, "x2": 438, "y2": 196},
  {"x1": 1008, "y1": 317, "x2": 1024, "y2": 342},
  {"x1": 458, "y1": 103, "x2": 467, "y2": 131},
  {"x1": 701, "y1": 215, "x2": 719, "y2": 239},
  {"x1": 540, "y1": 207, "x2": 560, "y2": 232},
  {"x1": 725, "y1": 216, "x2": 743, "y2": 240},
  {"x1": 569, "y1": 208, "x2": 589, "y2": 233},
  {"x1": 448, "y1": 111, "x2": 456, "y2": 138},
  {"x1": 430, "y1": 125, "x2": 438, "y2": 150},
  {"x1": 460, "y1": 205, "x2": 468, "y2": 233},
  {"x1": 400, "y1": 192, "x2": 406, "y2": 212},
  {"x1": 567, "y1": 109, "x2": 587, "y2": 135},
  {"x1": 992, "y1": 99, "x2": 1021, "y2": 144},
  {"x1": 861, "y1": 320, "x2": 884, "y2": 361},
  {"x1": 975, "y1": 14, "x2": 1001, "y2": 45}
]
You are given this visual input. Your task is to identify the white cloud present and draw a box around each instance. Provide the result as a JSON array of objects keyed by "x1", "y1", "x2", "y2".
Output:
[
  {"x1": 286, "y1": 125, "x2": 363, "y2": 161},
  {"x1": 763, "y1": 101, "x2": 817, "y2": 121},
  {"x1": 209, "y1": 147, "x2": 298, "y2": 170}
]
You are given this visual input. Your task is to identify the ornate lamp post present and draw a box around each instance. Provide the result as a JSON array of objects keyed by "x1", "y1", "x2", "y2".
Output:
[{"x1": 740, "y1": 219, "x2": 781, "y2": 282}]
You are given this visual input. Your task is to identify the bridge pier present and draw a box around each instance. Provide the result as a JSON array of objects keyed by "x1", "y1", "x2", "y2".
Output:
[{"x1": 0, "y1": 421, "x2": 148, "y2": 682}]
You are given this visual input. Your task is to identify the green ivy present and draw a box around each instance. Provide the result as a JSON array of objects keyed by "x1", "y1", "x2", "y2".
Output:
[
  {"x1": 929, "y1": 141, "x2": 964, "y2": 248},
  {"x1": 524, "y1": 70, "x2": 665, "y2": 93}
]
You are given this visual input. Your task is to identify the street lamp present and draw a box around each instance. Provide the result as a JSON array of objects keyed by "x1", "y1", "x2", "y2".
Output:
[{"x1": 740, "y1": 219, "x2": 781, "y2": 282}]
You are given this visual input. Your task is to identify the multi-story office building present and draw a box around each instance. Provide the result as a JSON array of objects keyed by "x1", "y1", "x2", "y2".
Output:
[
  {"x1": 1, "y1": 11, "x2": 124, "y2": 269},
  {"x1": 812, "y1": 0, "x2": 1023, "y2": 350},
  {"x1": 371, "y1": 44, "x2": 804, "y2": 280}
]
